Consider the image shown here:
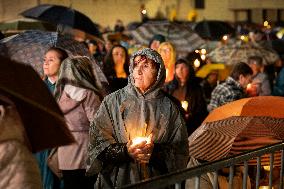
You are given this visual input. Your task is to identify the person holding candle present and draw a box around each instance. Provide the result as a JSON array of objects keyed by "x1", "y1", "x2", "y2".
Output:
[
  {"x1": 87, "y1": 48, "x2": 189, "y2": 188},
  {"x1": 208, "y1": 62, "x2": 253, "y2": 112},
  {"x1": 164, "y1": 58, "x2": 208, "y2": 136}
]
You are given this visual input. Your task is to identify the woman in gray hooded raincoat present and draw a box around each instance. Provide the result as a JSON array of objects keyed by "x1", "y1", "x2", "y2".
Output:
[{"x1": 87, "y1": 48, "x2": 189, "y2": 188}]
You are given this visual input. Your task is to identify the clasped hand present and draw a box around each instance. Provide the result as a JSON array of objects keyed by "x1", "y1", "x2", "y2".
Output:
[{"x1": 127, "y1": 137, "x2": 154, "y2": 163}]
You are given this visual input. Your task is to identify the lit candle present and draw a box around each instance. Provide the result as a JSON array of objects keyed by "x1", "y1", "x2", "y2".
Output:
[
  {"x1": 222, "y1": 35, "x2": 228, "y2": 41},
  {"x1": 263, "y1": 165, "x2": 271, "y2": 171},
  {"x1": 193, "y1": 59, "x2": 200, "y2": 68},
  {"x1": 247, "y1": 83, "x2": 252, "y2": 90},
  {"x1": 259, "y1": 186, "x2": 274, "y2": 189},
  {"x1": 181, "y1": 100, "x2": 188, "y2": 111},
  {"x1": 200, "y1": 48, "x2": 206, "y2": 55},
  {"x1": 201, "y1": 54, "x2": 206, "y2": 61},
  {"x1": 131, "y1": 136, "x2": 151, "y2": 146}
]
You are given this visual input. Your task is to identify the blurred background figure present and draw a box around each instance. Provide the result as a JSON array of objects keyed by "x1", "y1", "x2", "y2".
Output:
[
  {"x1": 0, "y1": 93, "x2": 42, "y2": 189},
  {"x1": 114, "y1": 19, "x2": 125, "y2": 33},
  {"x1": 164, "y1": 58, "x2": 208, "y2": 136},
  {"x1": 158, "y1": 42, "x2": 176, "y2": 83},
  {"x1": 247, "y1": 56, "x2": 271, "y2": 96},
  {"x1": 148, "y1": 34, "x2": 166, "y2": 51},
  {"x1": 0, "y1": 31, "x2": 4, "y2": 40},
  {"x1": 54, "y1": 56, "x2": 104, "y2": 189},
  {"x1": 200, "y1": 70, "x2": 219, "y2": 105},
  {"x1": 273, "y1": 65, "x2": 284, "y2": 96},
  {"x1": 86, "y1": 40, "x2": 105, "y2": 68},
  {"x1": 103, "y1": 44, "x2": 130, "y2": 92},
  {"x1": 208, "y1": 62, "x2": 253, "y2": 112}
]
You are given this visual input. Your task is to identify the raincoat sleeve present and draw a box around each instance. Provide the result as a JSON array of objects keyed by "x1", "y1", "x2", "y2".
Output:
[{"x1": 86, "y1": 97, "x2": 117, "y2": 175}]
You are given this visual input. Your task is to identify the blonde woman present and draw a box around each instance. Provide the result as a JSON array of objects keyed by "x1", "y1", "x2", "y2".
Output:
[{"x1": 158, "y1": 42, "x2": 176, "y2": 83}]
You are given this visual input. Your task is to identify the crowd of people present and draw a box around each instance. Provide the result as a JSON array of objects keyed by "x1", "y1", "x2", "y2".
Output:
[{"x1": 1, "y1": 19, "x2": 284, "y2": 189}]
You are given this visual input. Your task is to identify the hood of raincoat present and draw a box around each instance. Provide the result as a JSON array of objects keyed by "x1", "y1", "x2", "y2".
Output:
[{"x1": 128, "y1": 48, "x2": 166, "y2": 99}]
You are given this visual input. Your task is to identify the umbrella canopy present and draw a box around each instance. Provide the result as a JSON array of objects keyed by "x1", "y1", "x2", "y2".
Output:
[
  {"x1": 0, "y1": 18, "x2": 56, "y2": 32},
  {"x1": 208, "y1": 42, "x2": 279, "y2": 65},
  {"x1": 196, "y1": 63, "x2": 225, "y2": 78},
  {"x1": 129, "y1": 21, "x2": 205, "y2": 56},
  {"x1": 21, "y1": 4, "x2": 101, "y2": 38},
  {"x1": 194, "y1": 20, "x2": 235, "y2": 41},
  {"x1": 188, "y1": 96, "x2": 284, "y2": 165},
  {"x1": 0, "y1": 56, "x2": 74, "y2": 152},
  {"x1": 0, "y1": 30, "x2": 107, "y2": 85}
]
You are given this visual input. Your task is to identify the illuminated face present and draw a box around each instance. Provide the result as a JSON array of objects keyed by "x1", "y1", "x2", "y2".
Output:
[
  {"x1": 133, "y1": 55, "x2": 158, "y2": 93},
  {"x1": 112, "y1": 47, "x2": 126, "y2": 65},
  {"x1": 43, "y1": 50, "x2": 62, "y2": 78},
  {"x1": 239, "y1": 74, "x2": 252, "y2": 89}
]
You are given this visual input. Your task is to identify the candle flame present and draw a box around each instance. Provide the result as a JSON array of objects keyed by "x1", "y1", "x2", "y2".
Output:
[
  {"x1": 263, "y1": 165, "x2": 271, "y2": 171},
  {"x1": 200, "y1": 48, "x2": 206, "y2": 55},
  {"x1": 181, "y1": 101, "x2": 188, "y2": 111},
  {"x1": 194, "y1": 59, "x2": 200, "y2": 68},
  {"x1": 247, "y1": 83, "x2": 252, "y2": 90},
  {"x1": 132, "y1": 136, "x2": 151, "y2": 146}
]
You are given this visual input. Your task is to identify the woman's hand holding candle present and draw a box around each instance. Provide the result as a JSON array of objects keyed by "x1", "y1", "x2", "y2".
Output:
[{"x1": 127, "y1": 134, "x2": 153, "y2": 163}]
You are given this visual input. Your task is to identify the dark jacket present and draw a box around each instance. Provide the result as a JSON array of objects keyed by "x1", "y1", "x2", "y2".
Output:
[{"x1": 164, "y1": 77, "x2": 208, "y2": 136}]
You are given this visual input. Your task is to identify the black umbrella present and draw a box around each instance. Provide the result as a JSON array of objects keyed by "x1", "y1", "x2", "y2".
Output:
[
  {"x1": 194, "y1": 20, "x2": 235, "y2": 41},
  {"x1": 21, "y1": 4, "x2": 101, "y2": 38},
  {"x1": 0, "y1": 31, "x2": 4, "y2": 40},
  {"x1": 0, "y1": 56, "x2": 74, "y2": 152}
]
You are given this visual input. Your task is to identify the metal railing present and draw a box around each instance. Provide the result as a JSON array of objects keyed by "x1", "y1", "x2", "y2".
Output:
[{"x1": 119, "y1": 142, "x2": 284, "y2": 189}]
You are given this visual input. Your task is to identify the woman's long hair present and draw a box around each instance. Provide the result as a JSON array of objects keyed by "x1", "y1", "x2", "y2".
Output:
[
  {"x1": 168, "y1": 58, "x2": 199, "y2": 91},
  {"x1": 103, "y1": 44, "x2": 129, "y2": 79}
]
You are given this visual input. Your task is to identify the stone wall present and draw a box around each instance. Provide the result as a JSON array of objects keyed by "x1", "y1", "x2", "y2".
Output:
[{"x1": 0, "y1": 0, "x2": 284, "y2": 28}]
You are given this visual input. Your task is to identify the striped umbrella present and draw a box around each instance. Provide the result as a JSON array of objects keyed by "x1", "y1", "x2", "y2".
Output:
[
  {"x1": 0, "y1": 30, "x2": 107, "y2": 83},
  {"x1": 208, "y1": 42, "x2": 279, "y2": 65},
  {"x1": 129, "y1": 21, "x2": 204, "y2": 57},
  {"x1": 189, "y1": 96, "x2": 284, "y2": 165}
]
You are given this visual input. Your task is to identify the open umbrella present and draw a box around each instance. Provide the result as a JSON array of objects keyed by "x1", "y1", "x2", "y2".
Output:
[
  {"x1": 208, "y1": 42, "x2": 279, "y2": 65},
  {"x1": 0, "y1": 56, "x2": 74, "y2": 152},
  {"x1": 0, "y1": 18, "x2": 55, "y2": 32},
  {"x1": 196, "y1": 63, "x2": 226, "y2": 78},
  {"x1": 188, "y1": 96, "x2": 284, "y2": 165},
  {"x1": 21, "y1": 4, "x2": 101, "y2": 39},
  {"x1": 194, "y1": 20, "x2": 235, "y2": 41},
  {"x1": 129, "y1": 21, "x2": 204, "y2": 56},
  {"x1": 0, "y1": 30, "x2": 107, "y2": 85}
]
